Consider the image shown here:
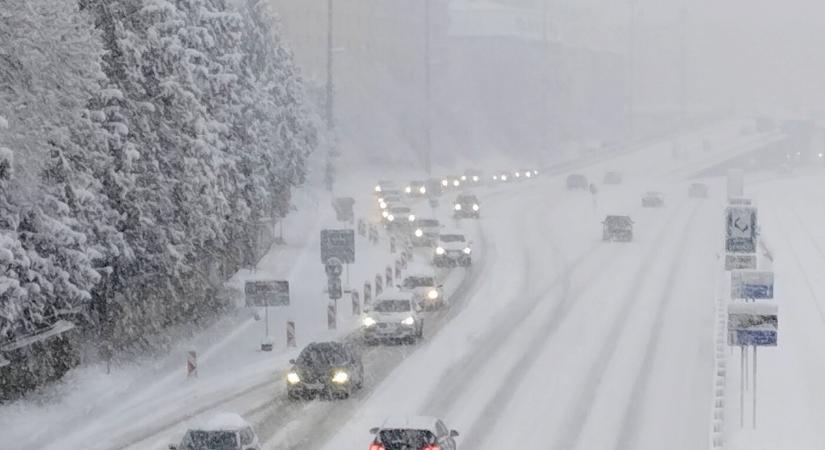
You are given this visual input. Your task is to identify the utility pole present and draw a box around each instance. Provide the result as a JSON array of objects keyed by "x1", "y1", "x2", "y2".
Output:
[
  {"x1": 324, "y1": 0, "x2": 336, "y2": 192},
  {"x1": 423, "y1": 0, "x2": 432, "y2": 176},
  {"x1": 679, "y1": 3, "x2": 688, "y2": 130},
  {"x1": 541, "y1": 0, "x2": 550, "y2": 153},
  {"x1": 628, "y1": 0, "x2": 637, "y2": 142}
]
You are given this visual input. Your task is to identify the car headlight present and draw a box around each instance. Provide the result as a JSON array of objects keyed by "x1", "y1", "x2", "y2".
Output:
[
  {"x1": 472, "y1": 204, "x2": 479, "y2": 211},
  {"x1": 287, "y1": 372, "x2": 301, "y2": 384},
  {"x1": 454, "y1": 204, "x2": 462, "y2": 211},
  {"x1": 331, "y1": 370, "x2": 349, "y2": 384},
  {"x1": 374, "y1": 185, "x2": 382, "y2": 192},
  {"x1": 525, "y1": 172, "x2": 532, "y2": 178},
  {"x1": 408, "y1": 214, "x2": 416, "y2": 222},
  {"x1": 401, "y1": 316, "x2": 415, "y2": 326},
  {"x1": 473, "y1": 175, "x2": 479, "y2": 182},
  {"x1": 363, "y1": 316, "x2": 377, "y2": 327},
  {"x1": 533, "y1": 170, "x2": 539, "y2": 176},
  {"x1": 441, "y1": 179, "x2": 448, "y2": 187},
  {"x1": 405, "y1": 186, "x2": 412, "y2": 193},
  {"x1": 453, "y1": 180, "x2": 460, "y2": 187},
  {"x1": 463, "y1": 247, "x2": 472, "y2": 254},
  {"x1": 419, "y1": 186, "x2": 426, "y2": 194},
  {"x1": 436, "y1": 246, "x2": 445, "y2": 255},
  {"x1": 501, "y1": 175, "x2": 508, "y2": 181},
  {"x1": 415, "y1": 228, "x2": 424, "y2": 237},
  {"x1": 428, "y1": 289, "x2": 439, "y2": 300},
  {"x1": 461, "y1": 175, "x2": 467, "y2": 181},
  {"x1": 379, "y1": 201, "x2": 388, "y2": 209},
  {"x1": 382, "y1": 210, "x2": 389, "y2": 218},
  {"x1": 515, "y1": 172, "x2": 521, "y2": 178},
  {"x1": 493, "y1": 175, "x2": 498, "y2": 181},
  {"x1": 387, "y1": 214, "x2": 395, "y2": 222}
]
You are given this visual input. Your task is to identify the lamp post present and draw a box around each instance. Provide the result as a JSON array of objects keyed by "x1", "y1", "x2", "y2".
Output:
[{"x1": 423, "y1": 0, "x2": 432, "y2": 176}]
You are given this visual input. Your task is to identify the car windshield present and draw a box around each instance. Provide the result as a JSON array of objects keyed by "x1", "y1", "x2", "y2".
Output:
[
  {"x1": 373, "y1": 300, "x2": 411, "y2": 312},
  {"x1": 181, "y1": 430, "x2": 239, "y2": 450},
  {"x1": 457, "y1": 196, "x2": 477, "y2": 203},
  {"x1": 297, "y1": 345, "x2": 348, "y2": 366},
  {"x1": 440, "y1": 234, "x2": 465, "y2": 243},
  {"x1": 391, "y1": 207, "x2": 410, "y2": 214},
  {"x1": 403, "y1": 277, "x2": 435, "y2": 288},
  {"x1": 417, "y1": 219, "x2": 439, "y2": 228},
  {"x1": 379, "y1": 429, "x2": 436, "y2": 449}
]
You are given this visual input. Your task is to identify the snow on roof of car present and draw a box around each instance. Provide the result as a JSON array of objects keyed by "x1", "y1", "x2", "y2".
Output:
[
  {"x1": 379, "y1": 416, "x2": 440, "y2": 431},
  {"x1": 404, "y1": 262, "x2": 436, "y2": 276},
  {"x1": 199, "y1": 413, "x2": 250, "y2": 431},
  {"x1": 375, "y1": 288, "x2": 416, "y2": 301}
]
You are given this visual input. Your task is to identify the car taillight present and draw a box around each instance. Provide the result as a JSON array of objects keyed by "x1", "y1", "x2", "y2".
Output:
[
  {"x1": 369, "y1": 442, "x2": 385, "y2": 450},
  {"x1": 422, "y1": 445, "x2": 440, "y2": 450}
]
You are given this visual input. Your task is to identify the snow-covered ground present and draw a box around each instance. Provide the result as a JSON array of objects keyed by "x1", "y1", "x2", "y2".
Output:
[
  {"x1": 722, "y1": 169, "x2": 825, "y2": 449},
  {"x1": 0, "y1": 118, "x2": 790, "y2": 450}
]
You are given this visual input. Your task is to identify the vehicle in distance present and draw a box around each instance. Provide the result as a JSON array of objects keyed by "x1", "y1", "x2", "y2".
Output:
[
  {"x1": 369, "y1": 416, "x2": 459, "y2": 450},
  {"x1": 385, "y1": 205, "x2": 416, "y2": 229},
  {"x1": 378, "y1": 190, "x2": 403, "y2": 212},
  {"x1": 374, "y1": 180, "x2": 396, "y2": 195},
  {"x1": 603, "y1": 171, "x2": 623, "y2": 185},
  {"x1": 434, "y1": 230, "x2": 472, "y2": 267},
  {"x1": 169, "y1": 413, "x2": 260, "y2": 450},
  {"x1": 425, "y1": 178, "x2": 444, "y2": 197},
  {"x1": 642, "y1": 191, "x2": 665, "y2": 207},
  {"x1": 463, "y1": 169, "x2": 483, "y2": 184},
  {"x1": 412, "y1": 218, "x2": 441, "y2": 247},
  {"x1": 514, "y1": 169, "x2": 534, "y2": 180},
  {"x1": 363, "y1": 290, "x2": 424, "y2": 344},
  {"x1": 602, "y1": 215, "x2": 634, "y2": 242},
  {"x1": 689, "y1": 182, "x2": 709, "y2": 198},
  {"x1": 441, "y1": 175, "x2": 462, "y2": 190},
  {"x1": 402, "y1": 266, "x2": 444, "y2": 310},
  {"x1": 286, "y1": 341, "x2": 364, "y2": 400},
  {"x1": 566, "y1": 174, "x2": 589, "y2": 190},
  {"x1": 453, "y1": 194, "x2": 480, "y2": 219},
  {"x1": 405, "y1": 180, "x2": 427, "y2": 197},
  {"x1": 491, "y1": 172, "x2": 511, "y2": 183}
]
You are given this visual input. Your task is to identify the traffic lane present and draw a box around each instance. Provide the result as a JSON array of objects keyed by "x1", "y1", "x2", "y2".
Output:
[
  {"x1": 459, "y1": 197, "x2": 698, "y2": 449},
  {"x1": 314, "y1": 183, "x2": 602, "y2": 449}
]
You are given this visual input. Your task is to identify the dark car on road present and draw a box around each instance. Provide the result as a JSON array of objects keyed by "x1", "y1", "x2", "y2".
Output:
[
  {"x1": 689, "y1": 182, "x2": 709, "y2": 198},
  {"x1": 566, "y1": 174, "x2": 588, "y2": 190},
  {"x1": 603, "y1": 171, "x2": 623, "y2": 185},
  {"x1": 602, "y1": 215, "x2": 634, "y2": 242},
  {"x1": 286, "y1": 342, "x2": 364, "y2": 400},
  {"x1": 641, "y1": 191, "x2": 665, "y2": 207}
]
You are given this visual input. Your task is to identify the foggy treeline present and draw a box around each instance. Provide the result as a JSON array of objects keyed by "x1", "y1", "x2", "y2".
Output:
[{"x1": 0, "y1": 0, "x2": 317, "y2": 397}]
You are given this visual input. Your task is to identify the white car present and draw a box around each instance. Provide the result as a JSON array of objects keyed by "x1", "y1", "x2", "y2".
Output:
[
  {"x1": 405, "y1": 180, "x2": 428, "y2": 197},
  {"x1": 401, "y1": 266, "x2": 444, "y2": 310},
  {"x1": 384, "y1": 205, "x2": 416, "y2": 229},
  {"x1": 170, "y1": 413, "x2": 260, "y2": 450},
  {"x1": 369, "y1": 416, "x2": 459, "y2": 450},
  {"x1": 362, "y1": 289, "x2": 424, "y2": 344},
  {"x1": 433, "y1": 230, "x2": 472, "y2": 267},
  {"x1": 374, "y1": 180, "x2": 396, "y2": 195},
  {"x1": 411, "y1": 218, "x2": 441, "y2": 247}
]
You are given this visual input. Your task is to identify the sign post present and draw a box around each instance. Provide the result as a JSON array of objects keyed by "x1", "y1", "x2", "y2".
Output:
[
  {"x1": 731, "y1": 271, "x2": 774, "y2": 300},
  {"x1": 728, "y1": 302, "x2": 777, "y2": 429},
  {"x1": 245, "y1": 280, "x2": 290, "y2": 351}
]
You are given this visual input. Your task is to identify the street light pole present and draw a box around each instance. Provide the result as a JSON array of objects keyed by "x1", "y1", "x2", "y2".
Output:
[
  {"x1": 628, "y1": 0, "x2": 637, "y2": 142},
  {"x1": 324, "y1": 0, "x2": 336, "y2": 192},
  {"x1": 424, "y1": 0, "x2": 432, "y2": 176}
]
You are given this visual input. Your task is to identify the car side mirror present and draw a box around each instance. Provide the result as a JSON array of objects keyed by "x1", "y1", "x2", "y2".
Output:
[
  {"x1": 369, "y1": 427, "x2": 380, "y2": 434},
  {"x1": 450, "y1": 430, "x2": 460, "y2": 437},
  {"x1": 288, "y1": 359, "x2": 295, "y2": 365}
]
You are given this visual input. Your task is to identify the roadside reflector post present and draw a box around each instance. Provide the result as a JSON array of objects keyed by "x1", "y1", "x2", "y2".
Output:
[
  {"x1": 395, "y1": 260, "x2": 402, "y2": 279},
  {"x1": 187, "y1": 350, "x2": 198, "y2": 379},
  {"x1": 375, "y1": 275, "x2": 383, "y2": 296},
  {"x1": 286, "y1": 321, "x2": 296, "y2": 348},
  {"x1": 352, "y1": 291, "x2": 361, "y2": 315},
  {"x1": 390, "y1": 236, "x2": 397, "y2": 253},
  {"x1": 327, "y1": 300, "x2": 337, "y2": 330},
  {"x1": 385, "y1": 266, "x2": 393, "y2": 286},
  {"x1": 364, "y1": 281, "x2": 372, "y2": 307}
]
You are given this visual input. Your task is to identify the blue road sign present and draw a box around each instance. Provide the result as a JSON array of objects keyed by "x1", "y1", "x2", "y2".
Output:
[{"x1": 736, "y1": 329, "x2": 777, "y2": 346}]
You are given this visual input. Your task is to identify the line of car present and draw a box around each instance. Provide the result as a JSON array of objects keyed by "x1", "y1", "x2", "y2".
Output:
[{"x1": 563, "y1": 171, "x2": 711, "y2": 243}]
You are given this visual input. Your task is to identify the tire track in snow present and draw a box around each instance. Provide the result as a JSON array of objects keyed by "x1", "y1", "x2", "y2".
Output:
[
  {"x1": 610, "y1": 201, "x2": 702, "y2": 450},
  {"x1": 458, "y1": 200, "x2": 695, "y2": 449},
  {"x1": 549, "y1": 200, "x2": 695, "y2": 450}
]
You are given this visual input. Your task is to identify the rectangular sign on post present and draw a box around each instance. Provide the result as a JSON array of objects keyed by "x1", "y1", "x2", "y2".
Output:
[
  {"x1": 321, "y1": 229, "x2": 355, "y2": 264},
  {"x1": 728, "y1": 303, "x2": 778, "y2": 346},
  {"x1": 726, "y1": 253, "x2": 757, "y2": 270},
  {"x1": 245, "y1": 280, "x2": 290, "y2": 307},
  {"x1": 731, "y1": 271, "x2": 774, "y2": 299},
  {"x1": 726, "y1": 206, "x2": 758, "y2": 253}
]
